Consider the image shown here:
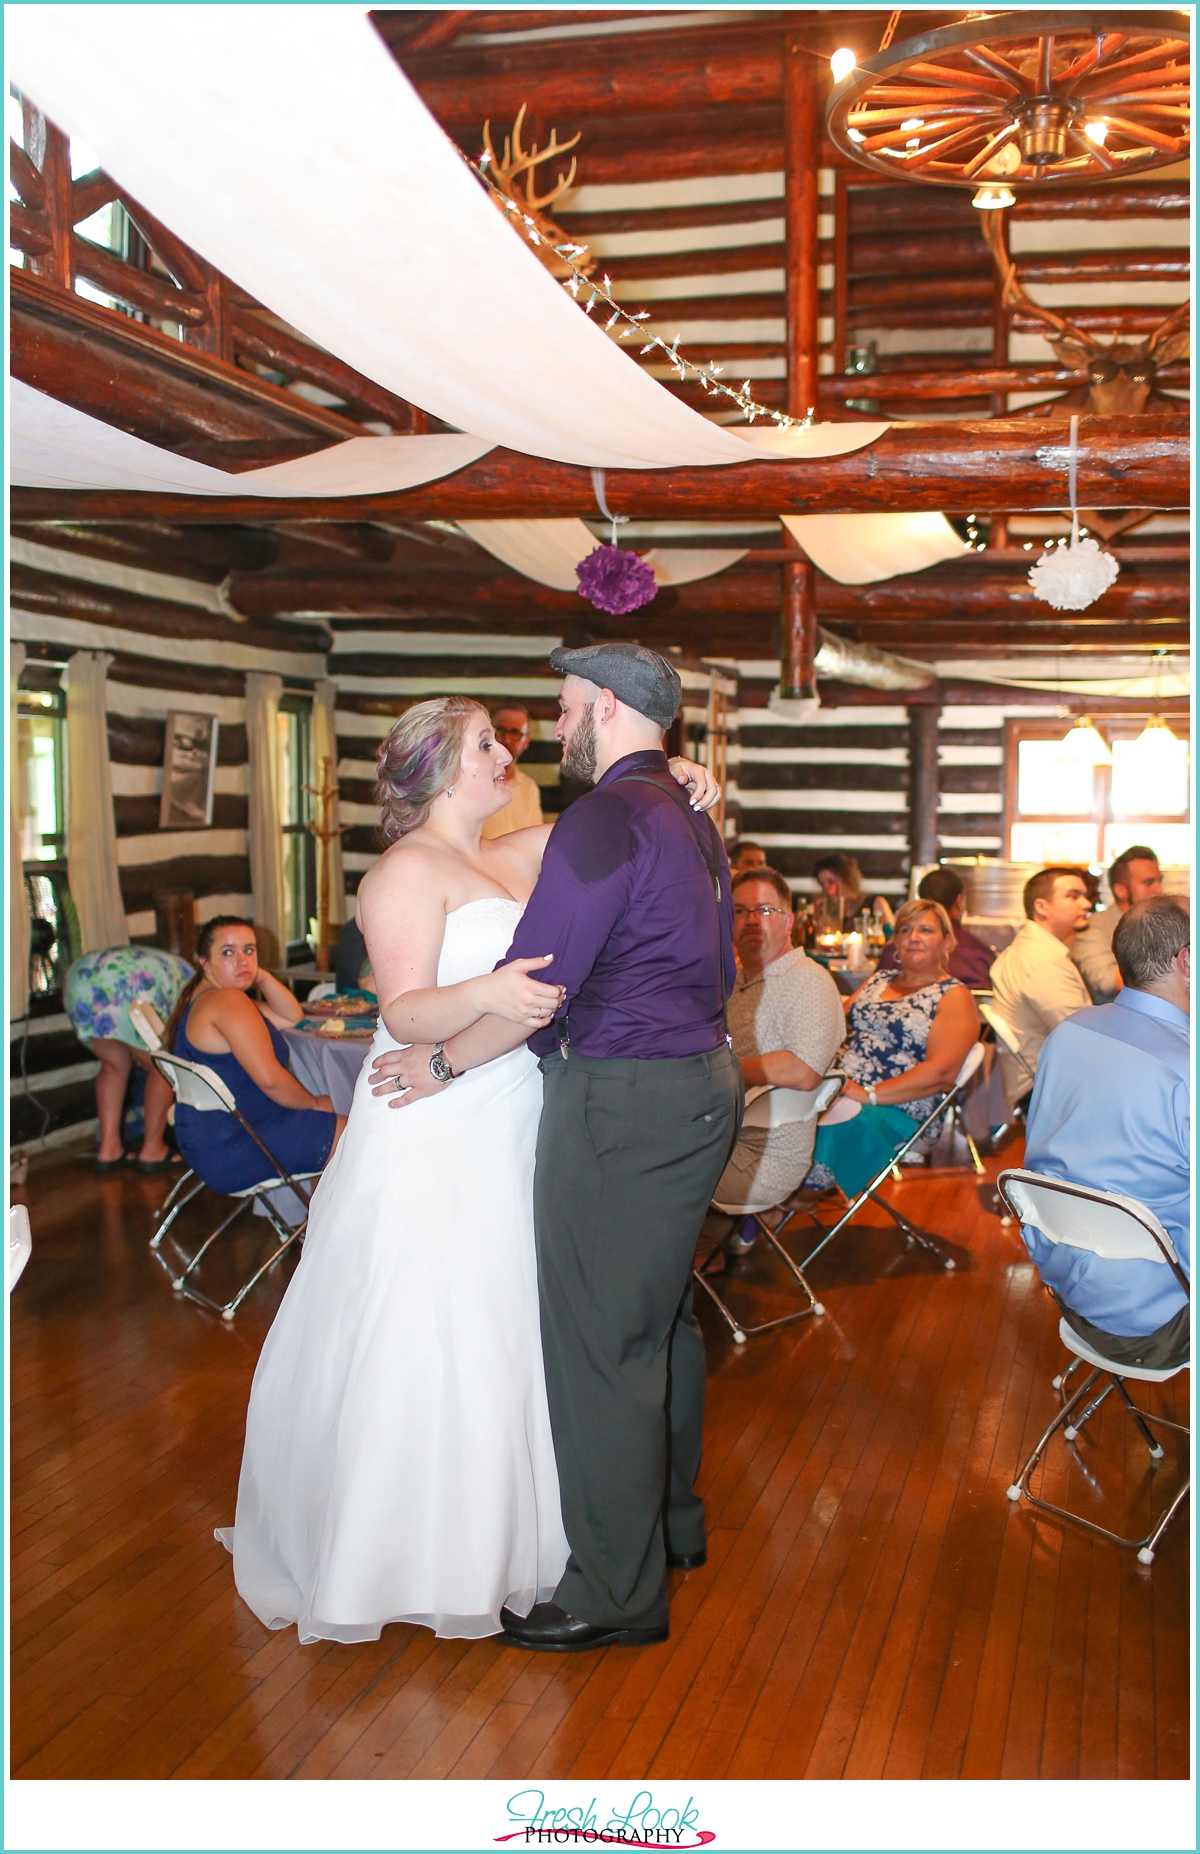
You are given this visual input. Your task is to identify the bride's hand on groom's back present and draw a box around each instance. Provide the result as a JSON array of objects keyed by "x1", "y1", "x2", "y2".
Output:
[
  {"x1": 480, "y1": 956, "x2": 566, "y2": 1028},
  {"x1": 370, "y1": 1043, "x2": 439, "y2": 1106},
  {"x1": 668, "y1": 757, "x2": 721, "y2": 813}
]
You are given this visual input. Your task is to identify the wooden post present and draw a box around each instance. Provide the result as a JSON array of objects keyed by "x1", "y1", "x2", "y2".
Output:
[
  {"x1": 780, "y1": 556, "x2": 818, "y2": 703},
  {"x1": 908, "y1": 701, "x2": 942, "y2": 873},
  {"x1": 780, "y1": 35, "x2": 820, "y2": 708},
  {"x1": 304, "y1": 755, "x2": 343, "y2": 975},
  {"x1": 784, "y1": 37, "x2": 819, "y2": 419},
  {"x1": 24, "y1": 105, "x2": 74, "y2": 292}
]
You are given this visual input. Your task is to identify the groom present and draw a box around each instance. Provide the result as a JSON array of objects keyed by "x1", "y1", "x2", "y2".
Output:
[{"x1": 374, "y1": 643, "x2": 742, "y2": 1648}]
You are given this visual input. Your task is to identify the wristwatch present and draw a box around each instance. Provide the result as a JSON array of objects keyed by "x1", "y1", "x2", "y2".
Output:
[
  {"x1": 865, "y1": 1082, "x2": 879, "y2": 1107},
  {"x1": 429, "y1": 1043, "x2": 457, "y2": 1086}
]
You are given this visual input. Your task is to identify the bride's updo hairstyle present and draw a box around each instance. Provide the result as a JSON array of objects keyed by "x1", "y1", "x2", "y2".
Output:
[{"x1": 375, "y1": 696, "x2": 486, "y2": 842}]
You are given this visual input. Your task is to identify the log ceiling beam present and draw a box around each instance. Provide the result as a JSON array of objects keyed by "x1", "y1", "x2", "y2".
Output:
[{"x1": 12, "y1": 415, "x2": 1187, "y2": 525}]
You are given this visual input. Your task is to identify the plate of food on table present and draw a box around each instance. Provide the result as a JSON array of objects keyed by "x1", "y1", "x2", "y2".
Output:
[{"x1": 296, "y1": 991, "x2": 379, "y2": 1038}]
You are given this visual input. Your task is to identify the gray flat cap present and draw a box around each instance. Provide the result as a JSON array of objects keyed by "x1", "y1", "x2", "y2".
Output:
[{"x1": 549, "y1": 641, "x2": 682, "y2": 727}]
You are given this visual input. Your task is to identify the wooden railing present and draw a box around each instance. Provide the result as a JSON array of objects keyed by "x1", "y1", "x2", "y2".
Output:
[{"x1": 9, "y1": 96, "x2": 427, "y2": 435}]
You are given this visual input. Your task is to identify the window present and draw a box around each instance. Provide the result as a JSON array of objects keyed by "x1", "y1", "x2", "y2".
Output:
[
  {"x1": 1005, "y1": 717, "x2": 1191, "y2": 872},
  {"x1": 16, "y1": 674, "x2": 75, "y2": 993},
  {"x1": 277, "y1": 696, "x2": 316, "y2": 960},
  {"x1": 17, "y1": 682, "x2": 66, "y2": 864}
]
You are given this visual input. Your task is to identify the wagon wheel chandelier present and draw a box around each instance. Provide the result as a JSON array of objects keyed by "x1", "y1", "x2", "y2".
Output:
[{"x1": 826, "y1": 9, "x2": 1190, "y2": 200}]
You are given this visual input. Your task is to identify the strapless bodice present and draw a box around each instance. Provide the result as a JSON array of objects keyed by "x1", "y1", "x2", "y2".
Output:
[{"x1": 435, "y1": 896, "x2": 525, "y2": 988}]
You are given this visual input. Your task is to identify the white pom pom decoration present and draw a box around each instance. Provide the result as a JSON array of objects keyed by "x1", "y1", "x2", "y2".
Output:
[
  {"x1": 1027, "y1": 411, "x2": 1121, "y2": 611},
  {"x1": 1028, "y1": 533, "x2": 1120, "y2": 611}
]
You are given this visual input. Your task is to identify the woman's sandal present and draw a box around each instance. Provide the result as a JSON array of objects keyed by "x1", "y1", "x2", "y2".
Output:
[
  {"x1": 94, "y1": 1153, "x2": 130, "y2": 1174},
  {"x1": 135, "y1": 1153, "x2": 183, "y2": 1175}
]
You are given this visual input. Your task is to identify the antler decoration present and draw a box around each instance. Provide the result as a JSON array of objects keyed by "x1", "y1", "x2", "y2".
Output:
[
  {"x1": 981, "y1": 208, "x2": 1093, "y2": 352},
  {"x1": 982, "y1": 207, "x2": 1190, "y2": 417},
  {"x1": 480, "y1": 105, "x2": 594, "y2": 279}
]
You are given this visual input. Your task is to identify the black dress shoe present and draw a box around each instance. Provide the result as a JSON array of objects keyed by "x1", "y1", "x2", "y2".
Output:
[
  {"x1": 498, "y1": 1601, "x2": 667, "y2": 1652},
  {"x1": 666, "y1": 1547, "x2": 707, "y2": 1571}
]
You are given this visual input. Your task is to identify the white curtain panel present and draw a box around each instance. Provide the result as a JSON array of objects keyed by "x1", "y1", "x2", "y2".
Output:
[
  {"x1": 460, "y1": 520, "x2": 747, "y2": 592},
  {"x1": 9, "y1": 380, "x2": 492, "y2": 496},
  {"x1": 313, "y1": 682, "x2": 345, "y2": 932},
  {"x1": 781, "y1": 512, "x2": 968, "y2": 585},
  {"x1": 9, "y1": 646, "x2": 33, "y2": 1017},
  {"x1": 64, "y1": 651, "x2": 128, "y2": 952},
  {"x1": 7, "y1": 8, "x2": 887, "y2": 472},
  {"x1": 245, "y1": 672, "x2": 287, "y2": 967}
]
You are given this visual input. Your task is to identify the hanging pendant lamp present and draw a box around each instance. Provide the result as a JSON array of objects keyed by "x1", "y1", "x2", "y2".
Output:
[{"x1": 1057, "y1": 715, "x2": 1112, "y2": 766}]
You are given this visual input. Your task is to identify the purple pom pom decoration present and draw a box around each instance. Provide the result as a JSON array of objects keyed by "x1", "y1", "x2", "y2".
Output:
[{"x1": 575, "y1": 544, "x2": 657, "y2": 616}]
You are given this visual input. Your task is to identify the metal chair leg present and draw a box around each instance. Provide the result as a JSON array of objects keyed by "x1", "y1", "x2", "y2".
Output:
[
  {"x1": 172, "y1": 1199, "x2": 250, "y2": 1289},
  {"x1": 217, "y1": 1213, "x2": 307, "y2": 1321},
  {"x1": 1112, "y1": 1377, "x2": 1166, "y2": 1458},
  {"x1": 1008, "y1": 1363, "x2": 1190, "y2": 1562},
  {"x1": 1063, "y1": 1379, "x2": 1115, "y2": 1440},
  {"x1": 953, "y1": 1107, "x2": 986, "y2": 1176},
  {"x1": 150, "y1": 1175, "x2": 206, "y2": 1248},
  {"x1": 866, "y1": 1190, "x2": 956, "y2": 1270}
]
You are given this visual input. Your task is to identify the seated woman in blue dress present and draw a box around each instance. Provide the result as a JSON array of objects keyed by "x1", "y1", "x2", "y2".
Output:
[
  {"x1": 812, "y1": 897, "x2": 980, "y2": 1198},
  {"x1": 162, "y1": 916, "x2": 346, "y2": 1193}
]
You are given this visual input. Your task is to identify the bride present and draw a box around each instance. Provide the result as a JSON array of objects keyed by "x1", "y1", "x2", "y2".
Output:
[{"x1": 218, "y1": 694, "x2": 716, "y2": 1644}]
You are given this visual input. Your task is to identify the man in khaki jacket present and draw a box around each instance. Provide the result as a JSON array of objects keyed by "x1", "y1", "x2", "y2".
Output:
[{"x1": 990, "y1": 866, "x2": 1092, "y2": 1104}]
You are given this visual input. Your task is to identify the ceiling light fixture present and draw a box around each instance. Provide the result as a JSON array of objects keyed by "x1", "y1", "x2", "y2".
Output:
[
  {"x1": 830, "y1": 46, "x2": 857, "y2": 83},
  {"x1": 972, "y1": 184, "x2": 1016, "y2": 209},
  {"x1": 1085, "y1": 120, "x2": 1110, "y2": 146},
  {"x1": 1057, "y1": 716, "x2": 1113, "y2": 767}
]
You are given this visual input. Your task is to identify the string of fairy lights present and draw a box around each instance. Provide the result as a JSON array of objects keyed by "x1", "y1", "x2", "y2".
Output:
[{"x1": 468, "y1": 147, "x2": 815, "y2": 432}]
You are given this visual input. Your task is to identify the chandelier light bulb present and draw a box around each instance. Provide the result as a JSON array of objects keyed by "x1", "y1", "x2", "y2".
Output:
[
  {"x1": 1085, "y1": 120, "x2": 1109, "y2": 146},
  {"x1": 830, "y1": 47, "x2": 857, "y2": 83},
  {"x1": 972, "y1": 184, "x2": 1016, "y2": 210}
]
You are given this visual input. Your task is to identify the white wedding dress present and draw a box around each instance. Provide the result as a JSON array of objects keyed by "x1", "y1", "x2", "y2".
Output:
[{"x1": 217, "y1": 898, "x2": 568, "y2": 1643}]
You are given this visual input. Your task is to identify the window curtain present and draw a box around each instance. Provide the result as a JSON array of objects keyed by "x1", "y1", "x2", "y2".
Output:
[
  {"x1": 9, "y1": 645, "x2": 32, "y2": 1017},
  {"x1": 65, "y1": 650, "x2": 128, "y2": 953},
  {"x1": 245, "y1": 671, "x2": 286, "y2": 967},
  {"x1": 313, "y1": 681, "x2": 345, "y2": 932}
]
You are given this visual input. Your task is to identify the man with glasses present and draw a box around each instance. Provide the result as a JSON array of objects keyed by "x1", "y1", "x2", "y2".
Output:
[
  {"x1": 481, "y1": 703, "x2": 544, "y2": 839},
  {"x1": 714, "y1": 866, "x2": 844, "y2": 1255}
]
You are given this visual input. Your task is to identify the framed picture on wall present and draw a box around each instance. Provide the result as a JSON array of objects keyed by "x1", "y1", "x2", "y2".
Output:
[{"x1": 159, "y1": 711, "x2": 219, "y2": 830}]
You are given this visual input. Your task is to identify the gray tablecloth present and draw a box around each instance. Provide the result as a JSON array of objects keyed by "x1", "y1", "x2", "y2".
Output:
[{"x1": 281, "y1": 1026, "x2": 372, "y2": 1114}]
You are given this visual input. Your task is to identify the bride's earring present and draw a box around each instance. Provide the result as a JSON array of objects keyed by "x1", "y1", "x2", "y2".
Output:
[{"x1": 445, "y1": 787, "x2": 455, "y2": 799}]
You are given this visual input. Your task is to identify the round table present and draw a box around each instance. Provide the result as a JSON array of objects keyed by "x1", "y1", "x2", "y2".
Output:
[
  {"x1": 814, "y1": 955, "x2": 878, "y2": 996},
  {"x1": 281, "y1": 1026, "x2": 373, "y2": 1114}
]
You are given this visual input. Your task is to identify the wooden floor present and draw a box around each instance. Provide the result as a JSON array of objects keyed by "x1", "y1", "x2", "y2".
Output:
[{"x1": 10, "y1": 1139, "x2": 1190, "y2": 1781}]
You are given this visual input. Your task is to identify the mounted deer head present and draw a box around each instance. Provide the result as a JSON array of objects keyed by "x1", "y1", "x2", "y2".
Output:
[
  {"x1": 983, "y1": 209, "x2": 1189, "y2": 415},
  {"x1": 481, "y1": 105, "x2": 594, "y2": 281}
]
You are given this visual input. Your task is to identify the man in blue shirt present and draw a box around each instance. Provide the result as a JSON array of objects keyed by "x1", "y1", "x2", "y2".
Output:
[{"x1": 1021, "y1": 895, "x2": 1190, "y2": 1370}]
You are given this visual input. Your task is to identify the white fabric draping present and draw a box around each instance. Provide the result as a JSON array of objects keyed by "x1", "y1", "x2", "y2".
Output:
[
  {"x1": 781, "y1": 513, "x2": 968, "y2": 585},
  {"x1": 6, "y1": 8, "x2": 887, "y2": 471},
  {"x1": 9, "y1": 646, "x2": 32, "y2": 1018},
  {"x1": 9, "y1": 381, "x2": 492, "y2": 497},
  {"x1": 458, "y1": 520, "x2": 746, "y2": 592},
  {"x1": 460, "y1": 514, "x2": 968, "y2": 593},
  {"x1": 64, "y1": 651, "x2": 128, "y2": 952},
  {"x1": 245, "y1": 673, "x2": 287, "y2": 967},
  {"x1": 313, "y1": 682, "x2": 345, "y2": 931}
]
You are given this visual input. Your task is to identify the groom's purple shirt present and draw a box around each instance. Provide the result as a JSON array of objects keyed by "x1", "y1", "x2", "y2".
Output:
[{"x1": 502, "y1": 749, "x2": 736, "y2": 1061}]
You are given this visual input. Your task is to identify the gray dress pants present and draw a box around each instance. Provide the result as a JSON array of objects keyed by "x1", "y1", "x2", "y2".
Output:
[{"x1": 534, "y1": 1043, "x2": 743, "y2": 1630}]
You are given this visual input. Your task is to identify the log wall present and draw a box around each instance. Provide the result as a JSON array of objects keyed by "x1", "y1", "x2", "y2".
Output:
[{"x1": 11, "y1": 541, "x2": 325, "y2": 1150}]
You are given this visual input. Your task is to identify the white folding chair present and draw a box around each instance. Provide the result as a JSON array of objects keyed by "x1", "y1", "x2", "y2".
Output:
[
  {"x1": 998, "y1": 1168, "x2": 1190, "y2": 1565},
  {"x1": 150, "y1": 1051, "x2": 320, "y2": 1321},
  {"x1": 128, "y1": 1001, "x2": 200, "y2": 1243},
  {"x1": 796, "y1": 1042, "x2": 987, "y2": 1274},
  {"x1": 979, "y1": 1000, "x2": 1037, "y2": 1087},
  {"x1": 694, "y1": 1075, "x2": 844, "y2": 1345}
]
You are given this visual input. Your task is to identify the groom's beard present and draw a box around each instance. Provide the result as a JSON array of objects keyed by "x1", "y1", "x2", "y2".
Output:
[{"x1": 560, "y1": 708, "x2": 598, "y2": 784}]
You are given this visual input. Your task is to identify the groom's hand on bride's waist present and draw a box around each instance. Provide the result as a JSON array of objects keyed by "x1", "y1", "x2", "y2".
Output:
[{"x1": 370, "y1": 1043, "x2": 442, "y2": 1107}]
